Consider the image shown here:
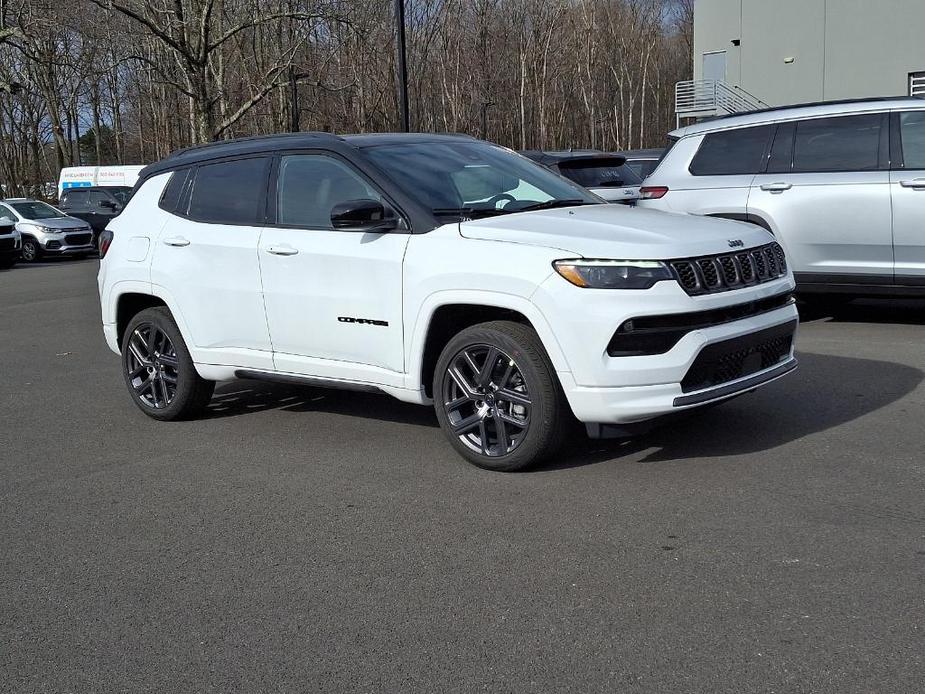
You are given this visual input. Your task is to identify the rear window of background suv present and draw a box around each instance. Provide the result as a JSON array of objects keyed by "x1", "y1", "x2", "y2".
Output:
[{"x1": 688, "y1": 125, "x2": 772, "y2": 176}]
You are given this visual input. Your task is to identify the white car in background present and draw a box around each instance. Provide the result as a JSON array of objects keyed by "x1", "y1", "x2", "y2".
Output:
[
  {"x1": 638, "y1": 97, "x2": 925, "y2": 299},
  {"x1": 98, "y1": 133, "x2": 797, "y2": 471}
]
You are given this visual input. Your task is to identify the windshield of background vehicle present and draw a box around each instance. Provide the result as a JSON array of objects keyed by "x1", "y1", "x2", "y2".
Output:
[
  {"x1": 363, "y1": 142, "x2": 601, "y2": 219},
  {"x1": 10, "y1": 201, "x2": 66, "y2": 220}
]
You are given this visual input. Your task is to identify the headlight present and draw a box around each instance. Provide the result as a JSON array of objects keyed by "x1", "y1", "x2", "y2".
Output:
[
  {"x1": 553, "y1": 259, "x2": 674, "y2": 289},
  {"x1": 22, "y1": 223, "x2": 55, "y2": 234}
]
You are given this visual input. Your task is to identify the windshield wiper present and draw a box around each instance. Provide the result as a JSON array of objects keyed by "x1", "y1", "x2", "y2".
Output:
[{"x1": 516, "y1": 199, "x2": 591, "y2": 212}]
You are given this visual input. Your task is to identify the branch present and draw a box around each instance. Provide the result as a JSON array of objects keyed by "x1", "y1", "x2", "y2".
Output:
[{"x1": 88, "y1": 0, "x2": 190, "y2": 59}]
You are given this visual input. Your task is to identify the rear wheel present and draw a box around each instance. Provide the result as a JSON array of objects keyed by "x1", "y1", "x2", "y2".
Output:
[
  {"x1": 122, "y1": 307, "x2": 214, "y2": 420},
  {"x1": 433, "y1": 321, "x2": 567, "y2": 472}
]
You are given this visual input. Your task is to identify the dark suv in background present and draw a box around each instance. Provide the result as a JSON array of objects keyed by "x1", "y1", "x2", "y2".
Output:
[{"x1": 59, "y1": 186, "x2": 132, "y2": 242}]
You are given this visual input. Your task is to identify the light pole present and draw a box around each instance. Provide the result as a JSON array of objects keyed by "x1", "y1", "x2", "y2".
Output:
[{"x1": 394, "y1": 0, "x2": 410, "y2": 132}]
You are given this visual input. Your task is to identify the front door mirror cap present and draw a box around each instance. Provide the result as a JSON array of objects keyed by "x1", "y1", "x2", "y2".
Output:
[{"x1": 330, "y1": 199, "x2": 399, "y2": 232}]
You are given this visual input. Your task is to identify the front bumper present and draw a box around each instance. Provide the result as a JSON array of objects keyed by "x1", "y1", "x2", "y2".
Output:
[{"x1": 533, "y1": 273, "x2": 799, "y2": 425}]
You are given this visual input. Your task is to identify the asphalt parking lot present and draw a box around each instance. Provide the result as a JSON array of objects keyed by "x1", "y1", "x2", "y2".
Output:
[{"x1": 2, "y1": 259, "x2": 923, "y2": 693}]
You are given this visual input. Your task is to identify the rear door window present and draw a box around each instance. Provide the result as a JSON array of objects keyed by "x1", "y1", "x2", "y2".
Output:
[
  {"x1": 792, "y1": 114, "x2": 882, "y2": 172},
  {"x1": 187, "y1": 157, "x2": 270, "y2": 225},
  {"x1": 898, "y1": 111, "x2": 925, "y2": 169},
  {"x1": 689, "y1": 125, "x2": 771, "y2": 176},
  {"x1": 62, "y1": 189, "x2": 89, "y2": 209}
]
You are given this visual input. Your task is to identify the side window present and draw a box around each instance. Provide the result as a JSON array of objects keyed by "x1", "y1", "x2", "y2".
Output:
[
  {"x1": 88, "y1": 190, "x2": 112, "y2": 207},
  {"x1": 689, "y1": 125, "x2": 771, "y2": 176},
  {"x1": 0, "y1": 205, "x2": 16, "y2": 222},
  {"x1": 159, "y1": 169, "x2": 190, "y2": 213},
  {"x1": 276, "y1": 154, "x2": 383, "y2": 229},
  {"x1": 63, "y1": 189, "x2": 88, "y2": 208},
  {"x1": 792, "y1": 114, "x2": 881, "y2": 172},
  {"x1": 187, "y1": 157, "x2": 269, "y2": 225},
  {"x1": 766, "y1": 122, "x2": 795, "y2": 173},
  {"x1": 898, "y1": 111, "x2": 925, "y2": 169}
]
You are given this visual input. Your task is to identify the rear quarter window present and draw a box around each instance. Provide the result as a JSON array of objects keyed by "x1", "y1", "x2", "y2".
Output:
[
  {"x1": 689, "y1": 125, "x2": 771, "y2": 176},
  {"x1": 185, "y1": 157, "x2": 270, "y2": 225}
]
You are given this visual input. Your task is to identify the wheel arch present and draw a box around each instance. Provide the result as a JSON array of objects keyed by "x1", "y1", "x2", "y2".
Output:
[
  {"x1": 115, "y1": 293, "x2": 168, "y2": 348},
  {"x1": 409, "y1": 292, "x2": 569, "y2": 398}
]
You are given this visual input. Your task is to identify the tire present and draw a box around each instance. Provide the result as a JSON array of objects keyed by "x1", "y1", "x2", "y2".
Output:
[
  {"x1": 20, "y1": 238, "x2": 40, "y2": 262},
  {"x1": 433, "y1": 320, "x2": 567, "y2": 472},
  {"x1": 121, "y1": 307, "x2": 215, "y2": 421}
]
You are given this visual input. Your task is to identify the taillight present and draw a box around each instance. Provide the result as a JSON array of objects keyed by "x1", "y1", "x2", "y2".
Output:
[
  {"x1": 639, "y1": 186, "x2": 669, "y2": 200},
  {"x1": 98, "y1": 230, "x2": 114, "y2": 259}
]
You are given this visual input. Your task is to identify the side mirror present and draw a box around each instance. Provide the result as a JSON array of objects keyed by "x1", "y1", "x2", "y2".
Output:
[{"x1": 330, "y1": 199, "x2": 398, "y2": 232}]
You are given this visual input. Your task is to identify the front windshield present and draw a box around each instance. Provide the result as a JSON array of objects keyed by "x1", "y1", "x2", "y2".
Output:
[
  {"x1": 109, "y1": 187, "x2": 133, "y2": 205},
  {"x1": 363, "y1": 141, "x2": 600, "y2": 219},
  {"x1": 11, "y1": 201, "x2": 66, "y2": 220}
]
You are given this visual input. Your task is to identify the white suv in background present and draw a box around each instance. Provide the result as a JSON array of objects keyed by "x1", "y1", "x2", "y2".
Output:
[
  {"x1": 98, "y1": 133, "x2": 797, "y2": 471},
  {"x1": 639, "y1": 97, "x2": 925, "y2": 298}
]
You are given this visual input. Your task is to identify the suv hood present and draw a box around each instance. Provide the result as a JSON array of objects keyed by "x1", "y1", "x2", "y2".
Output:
[
  {"x1": 458, "y1": 205, "x2": 772, "y2": 259},
  {"x1": 21, "y1": 216, "x2": 89, "y2": 231}
]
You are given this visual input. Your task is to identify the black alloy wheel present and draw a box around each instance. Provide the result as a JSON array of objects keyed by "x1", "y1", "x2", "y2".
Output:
[
  {"x1": 441, "y1": 344, "x2": 532, "y2": 458},
  {"x1": 433, "y1": 321, "x2": 567, "y2": 471},
  {"x1": 125, "y1": 322, "x2": 180, "y2": 410}
]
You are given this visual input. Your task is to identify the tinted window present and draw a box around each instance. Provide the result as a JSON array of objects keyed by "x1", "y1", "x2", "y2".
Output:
[
  {"x1": 766, "y1": 122, "x2": 795, "y2": 173},
  {"x1": 88, "y1": 190, "x2": 112, "y2": 206},
  {"x1": 792, "y1": 114, "x2": 881, "y2": 172},
  {"x1": 276, "y1": 155, "x2": 383, "y2": 229},
  {"x1": 159, "y1": 169, "x2": 190, "y2": 213},
  {"x1": 899, "y1": 111, "x2": 925, "y2": 169},
  {"x1": 363, "y1": 141, "x2": 598, "y2": 219},
  {"x1": 557, "y1": 158, "x2": 643, "y2": 187},
  {"x1": 62, "y1": 189, "x2": 88, "y2": 207},
  {"x1": 0, "y1": 205, "x2": 16, "y2": 222},
  {"x1": 689, "y1": 126, "x2": 771, "y2": 175},
  {"x1": 110, "y1": 188, "x2": 132, "y2": 205},
  {"x1": 187, "y1": 157, "x2": 269, "y2": 225}
]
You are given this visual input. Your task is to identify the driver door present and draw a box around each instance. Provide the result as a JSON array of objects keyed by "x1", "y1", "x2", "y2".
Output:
[{"x1": 258, "y1": 152, "x2": 410, "y2": 376}]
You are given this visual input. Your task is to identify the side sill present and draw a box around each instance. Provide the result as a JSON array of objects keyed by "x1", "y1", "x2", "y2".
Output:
[{"x1": 234, "y1": 369, "x2": 384, "y2": 394}]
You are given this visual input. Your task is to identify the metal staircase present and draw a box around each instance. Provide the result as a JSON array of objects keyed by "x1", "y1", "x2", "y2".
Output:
[{"x1": 674, "y1": 80, "x2": 769, "y2": 128}]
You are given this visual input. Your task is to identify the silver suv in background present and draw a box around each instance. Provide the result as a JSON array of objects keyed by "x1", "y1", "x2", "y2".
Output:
[
  {"x1": 0, "y1": 199, "x2": 95, "y2": 262},
  {"x1": 638, "y1": 97, "x2": 925, "y2": 298}
]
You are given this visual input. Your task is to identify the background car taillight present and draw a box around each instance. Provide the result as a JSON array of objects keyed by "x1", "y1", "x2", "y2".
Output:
[
  {"x1": 98, "y1": 230, "x2": 114, "y2": 259},
  {"x1": 639, "y1": 186, "x2": 669, "y2": 200}
]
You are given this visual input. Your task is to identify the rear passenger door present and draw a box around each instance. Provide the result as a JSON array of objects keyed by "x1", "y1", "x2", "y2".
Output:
[
  {"x1": 150, "y1": 156, "x2": 274, "y2": 370},
  {"x1": 258, "y1": 152, "x2": 409, "y2": 376},
  {"x1": 890, "y1": 110, "x2": 925, "y2": 283},
  {"x1": 748, "y1": 113, "x2": 892, "y2": 282}
]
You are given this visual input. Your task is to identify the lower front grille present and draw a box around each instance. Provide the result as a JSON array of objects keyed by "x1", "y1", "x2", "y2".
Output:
[
  {"x1": 681, "y1": 319, "x2": 797, "y2": 393},
  {"x1": 65, "y1": 232, "x2": 92, "y2": 246}
]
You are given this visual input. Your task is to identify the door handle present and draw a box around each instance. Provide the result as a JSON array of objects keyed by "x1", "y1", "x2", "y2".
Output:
[
  {"x1": 760, "y1": 182, "x2": 792, "y2": 192},
  {"x1": 899, "y1": 178, "x2": 925, "y2": 189},
  {"x1": 266, "y1": 245, "x2": 299, "y2": 256},
  {"x1": 162, "y1": 236, "x2": 190, "y2": 247}
]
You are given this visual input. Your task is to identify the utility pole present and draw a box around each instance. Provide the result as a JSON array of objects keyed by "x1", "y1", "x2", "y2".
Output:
[
  {"x1": 288, "y1": 65, "x2": 300, "y2": 132},
  {"x1": 394, "y1": 0, "x2": 410, "y2": 132}
]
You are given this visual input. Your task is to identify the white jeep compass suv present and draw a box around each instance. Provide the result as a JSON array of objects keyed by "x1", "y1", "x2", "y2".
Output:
[
  {"x1": 98, "y1": 133, "x2": 798, "y2": 471},
  {"x1": 638, "y1": 97, "x2": 925, "y2": 299}
]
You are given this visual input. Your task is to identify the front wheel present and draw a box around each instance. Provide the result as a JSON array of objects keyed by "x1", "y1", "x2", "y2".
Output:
[
  {"x1": 20, "y1": 239, "x2": 40, "y2": 262},
  {"x1": 433, "y1": 321, "x2": 567, "y2": 471},
  {"x1": 122, "y1": 307, "x2": 215, "y2": 420}
]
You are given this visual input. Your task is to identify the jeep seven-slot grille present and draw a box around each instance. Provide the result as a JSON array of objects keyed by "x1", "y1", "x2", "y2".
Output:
[{"x1": 669, "y1": 242, "x2": 787, "y2": 295}]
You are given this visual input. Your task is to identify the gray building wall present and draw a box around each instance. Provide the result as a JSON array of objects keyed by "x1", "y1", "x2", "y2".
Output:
[{"x1": 693, "y1": 0, "x2": 925, "y2": 106}]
